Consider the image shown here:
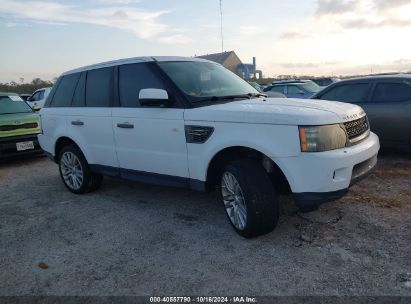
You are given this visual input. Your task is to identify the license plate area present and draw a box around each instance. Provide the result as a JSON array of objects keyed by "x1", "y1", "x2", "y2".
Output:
[{"x1": 16, "y1": 141, "x2": 34, "y2": 151}]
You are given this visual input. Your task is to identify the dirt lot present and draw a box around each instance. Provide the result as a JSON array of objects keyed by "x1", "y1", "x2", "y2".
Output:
[{"x1": 0, "y1": 154, "x2": 410, "y2": 296}]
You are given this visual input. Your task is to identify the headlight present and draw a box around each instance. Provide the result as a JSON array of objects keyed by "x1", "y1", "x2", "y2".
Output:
[{"x1": 299, "y1": 124, "x2": 347, "y2": 152}]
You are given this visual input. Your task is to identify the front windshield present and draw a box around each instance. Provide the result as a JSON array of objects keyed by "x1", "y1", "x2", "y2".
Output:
[
  {"x1": 0, "y1": 96, "x2": 33, "y2": 114},
  {"x1": 301, "y1": 81, "x2": 321, "y2": 93},
  {"x1": 158, "y1": 61, "x2": 259, "y2": 102}
]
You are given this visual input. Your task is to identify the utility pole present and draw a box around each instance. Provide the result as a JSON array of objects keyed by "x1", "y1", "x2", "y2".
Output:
[{"x1": 220, "y1": 0, "x2": 224, "y2": 52}]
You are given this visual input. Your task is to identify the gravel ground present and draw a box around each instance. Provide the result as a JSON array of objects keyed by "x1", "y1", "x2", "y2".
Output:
[{"x1": 0, "y1": 154, "x2": 410, "y2": 296}]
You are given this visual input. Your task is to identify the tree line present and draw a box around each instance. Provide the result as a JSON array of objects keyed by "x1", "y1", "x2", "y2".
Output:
[{"x1": 0, "y1": 78, "x2": 55, "y2": 95}]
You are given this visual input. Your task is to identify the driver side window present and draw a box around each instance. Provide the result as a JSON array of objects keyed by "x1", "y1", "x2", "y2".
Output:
[
  {"x1": 320, "y1": 83, "x2": 369, "y2": 103},
  {"x1": 30, "y1": 91, "x2": 40, "y2": 102},
  {"x1": 287, "y1": 85, "x2": 304, "y2": 94},
  {"x1": 119, "y1": 63, "x2": 165, "y2": 107}
]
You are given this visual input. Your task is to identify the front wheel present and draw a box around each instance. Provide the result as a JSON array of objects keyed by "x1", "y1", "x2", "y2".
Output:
[
  {"x1": 58, "y1": 145, "x2": 102, "y2": 194},
  {"x1": 220, "y1": 160, "x2": 279, "y2": 238}
]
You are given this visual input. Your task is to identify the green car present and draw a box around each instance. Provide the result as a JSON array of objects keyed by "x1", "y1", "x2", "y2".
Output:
[{"x1": 0, "y1": 92, "x2": 42, "y2": 159}]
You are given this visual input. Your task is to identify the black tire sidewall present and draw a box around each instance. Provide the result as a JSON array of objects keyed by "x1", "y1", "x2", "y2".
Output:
[{"x1": 220, "y1": 160, "x2": 279, "y2": 238}]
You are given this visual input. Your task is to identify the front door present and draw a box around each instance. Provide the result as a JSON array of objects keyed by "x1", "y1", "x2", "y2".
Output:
[{"x1": 112, "y1": 62, "x2": 189, "y2": 182}]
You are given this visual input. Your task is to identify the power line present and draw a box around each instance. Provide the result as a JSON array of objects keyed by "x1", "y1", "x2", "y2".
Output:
[{"x1": 219, "y1": 0, "x2": 224, "y2": 52}]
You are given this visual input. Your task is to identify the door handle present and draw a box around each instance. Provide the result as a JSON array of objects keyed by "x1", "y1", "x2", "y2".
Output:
[
  {"x1": 71, "y1": 120, "x2": 84, "y2": 126},
  {"x1": 117, "y1": 122, "x2": 134, "y2": 129}
]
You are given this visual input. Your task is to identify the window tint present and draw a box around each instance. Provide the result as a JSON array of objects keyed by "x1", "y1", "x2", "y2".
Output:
[
  {"x1": 119, "y1": 63, "x2": 165, "y2": 107},
  {"x1": 86, "y1": 67, "x2": 112, "y2": 107},
  {"x1": 320, "y1": 83, "x2": 369, "y2": 103},
  {"x1": 270, "y1": 86, "x2": 284, "y2": 93},
  {"x1": 72, "y1": 72, "x2": 86, "y2": 107},
  {"x1": 372, "y1": 82, "x2": 411, "y2": 102},
  {"x1": 287, "y1": 85, "x2": 304, "y2": 94},
  {"x1": 51, "y1": 73, "x2": 81, "y2": 107}
]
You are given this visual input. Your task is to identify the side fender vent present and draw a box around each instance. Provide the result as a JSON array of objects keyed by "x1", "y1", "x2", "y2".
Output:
[{"x1": 185, "y1": 125, "x2": 214, "y2": 144}]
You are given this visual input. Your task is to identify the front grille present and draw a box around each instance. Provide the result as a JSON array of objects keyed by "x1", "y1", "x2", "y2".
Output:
[
  {"x1": 0, "y1": 122, "x2": 38, "y2": 132},
  {"x1": 344, "y1": 116, "x2": 369, "y2": 141}
]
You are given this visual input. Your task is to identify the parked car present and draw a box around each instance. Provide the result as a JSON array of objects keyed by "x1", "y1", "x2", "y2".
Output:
[
  {"x1": 39, "y1": 57, "x2": 379, "y2": 238},
  {"x1": 310, "y1": 77, "x2": 341, "y2": 87},
  {"x1": 0, "y1": 92, "x2": 42, "y2": 158},
  {"x1": 312, "y1": 74, "x2": 411, "y2": 151},
  {"x1": 265, "y1": 91, "x2": 287, "y2": 98},
  {"x1": 264, "y1": 80, "x2": 321, "y2": 99},
  {"x1": 26, "y1": 87, "x2": 51, "y2": 110},
  {"x1": 248, "y1": 81, "x2": 263, "y2": 92},
  {"x1": 19, "y1": 94, "x2": 31, "y2": 101}
]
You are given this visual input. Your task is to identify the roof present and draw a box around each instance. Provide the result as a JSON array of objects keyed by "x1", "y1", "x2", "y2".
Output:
[
  {"x1": 340, "y1": 74, "x2": 411, "y2": 82},
  {"x1": 62, "y1": 56, "x2": 213, "y2": 76},
  {"x1": 196, "y1": 51, "x2": 236, "y2": 65},
  {"x1": 271, "y1": 80, "x2": 310, "y2": 85}
]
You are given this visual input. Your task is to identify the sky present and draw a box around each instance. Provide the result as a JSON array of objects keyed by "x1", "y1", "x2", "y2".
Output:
[{"x1": 1, "y1": 0, "x2": 411, "y2": 82}]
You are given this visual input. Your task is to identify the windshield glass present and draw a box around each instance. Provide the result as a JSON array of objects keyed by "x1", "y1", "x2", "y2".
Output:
[
  {"x1": 158, "y1": 61, "x2": 259, "y2": 102},
  {"x1": 0, "y1": 96, "x2": 33, "y2": 114},
  {"x1": 301, "y1": 81, "x2": 321, "y2": 93}
]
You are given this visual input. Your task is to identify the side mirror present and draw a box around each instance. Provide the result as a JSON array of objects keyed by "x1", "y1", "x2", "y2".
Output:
[{"x1": 139, "y1": 89, "x2": 170, "y2": 107}]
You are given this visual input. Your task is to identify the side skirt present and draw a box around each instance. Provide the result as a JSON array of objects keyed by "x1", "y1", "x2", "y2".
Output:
[{"x1": 89, "y1": 164, "x2": 207, "y2": 192}]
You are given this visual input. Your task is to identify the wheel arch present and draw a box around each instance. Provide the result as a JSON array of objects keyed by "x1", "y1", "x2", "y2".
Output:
[
  {"x1": 54, "y1": 136, "x2": 87, "y2": 163},
  {"x1": 205, "y1": 146, "x2": 291, "y2": 194}
]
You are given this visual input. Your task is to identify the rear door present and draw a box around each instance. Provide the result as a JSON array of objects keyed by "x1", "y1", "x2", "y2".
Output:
[
  {"x1": 367, "y1": 81, "x2": 411, "y2": 146},
  {"x1": 112, "y1": 62, "x2": 189, "y2": 181},
  {"x1": 63, "y1": 69, "x2": 118, "y2": 168}
]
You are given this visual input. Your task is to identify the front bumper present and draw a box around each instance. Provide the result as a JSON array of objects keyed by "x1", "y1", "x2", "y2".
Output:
[
  {"x1": 273, "y1": 132, "x2": 380, "y2": 208},
  {"x1": 0, "y1": 134, "x2": 42, "y2": 159}
]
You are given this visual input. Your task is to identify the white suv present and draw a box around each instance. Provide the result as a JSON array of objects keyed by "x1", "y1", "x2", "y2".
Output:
[
  {"x1": 27, "y1": 87, "x2": 52, "y2": 109},
  {"x1": 38, "y1": 57, "x2": 380, "y2": 238}
]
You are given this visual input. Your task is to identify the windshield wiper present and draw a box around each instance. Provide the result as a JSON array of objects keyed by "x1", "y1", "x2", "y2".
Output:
[{"x1": 195, "y1": 93, "x2": 265, "y2": 102}]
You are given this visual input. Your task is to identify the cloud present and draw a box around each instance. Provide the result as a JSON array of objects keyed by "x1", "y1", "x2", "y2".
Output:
[
  {"x1": 0, "y1": 0, "x2": 190, "y2": 43},
  {"x1": 97, "y1": 0, "x2": 140, "y2": 4},
  {"x1": 280, "y1": 31, "x2": 311, "y2": 39},
  {"x1": 374, "y1": 0, "x2": 411, "y2": 11},
  {"x1": 280, "y1": 62, "x2": 317, "y2": 69},
  {"x1": 313, "y1": 0, "x2": 411, "y2": 30},
  {"x1": 343, "y1": 18, "x2": 411, "y2": 29},
  {"x1": 316, "y1": 0, "x2": 356, "y2": 16},
  {"x1": 279, "y1": 61, "x2": 343, "y2": 69}
]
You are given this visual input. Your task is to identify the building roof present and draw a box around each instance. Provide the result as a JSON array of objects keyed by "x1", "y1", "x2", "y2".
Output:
[{"x1": 196, "y1": 51, "x2": 237, "y2": 65}]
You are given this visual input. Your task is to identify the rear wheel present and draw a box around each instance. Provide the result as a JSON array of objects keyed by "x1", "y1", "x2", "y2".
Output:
[
  {"x1": 220, "y1": 160, "x2": 279, "y2": 238},
  {"x1": 58, "y1": 145, "x2": 102, "y2": 194}
]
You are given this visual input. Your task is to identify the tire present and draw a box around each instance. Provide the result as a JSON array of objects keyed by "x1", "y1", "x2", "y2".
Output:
[
  {"x1": 58, "y1": 144, "x2": 102, "y2": 194},
  {"x1": 88, "y1": 174, "x2": 103, "y2": 192},
  {"x1": 220, "y1": 160, "x2": 279, "y2": 238}
]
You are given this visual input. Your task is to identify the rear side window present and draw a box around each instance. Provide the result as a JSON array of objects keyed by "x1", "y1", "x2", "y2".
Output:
[
  {"x1": 119, "y1": 63, "x2": 165, "y2": 107},
  {"x1": 372, "y1": 82, "x2": 411, "y2": 102},
  {"x1": 72, "y1": 72, "x2": 86, "y2": 107},
  {"x1": 320, "y1": 83, "x2": 369, "y2": 103},
  {"x1": 269, "y1": 86, "x2": 284, "y2": 93},
  {"x1": 86, "y1": 67, "x2": 112, "y2": 107},
  {"x1": 51, "y1": 73, "x2": 81, "y2": 107}
]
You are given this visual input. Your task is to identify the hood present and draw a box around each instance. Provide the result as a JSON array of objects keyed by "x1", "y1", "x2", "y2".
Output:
[
  {"x1": 0, "y1": 112, "x2": 41, "y2": 138},
  {"x1": 184, "y1": 98, "x2": 365, "y2": 125}
]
